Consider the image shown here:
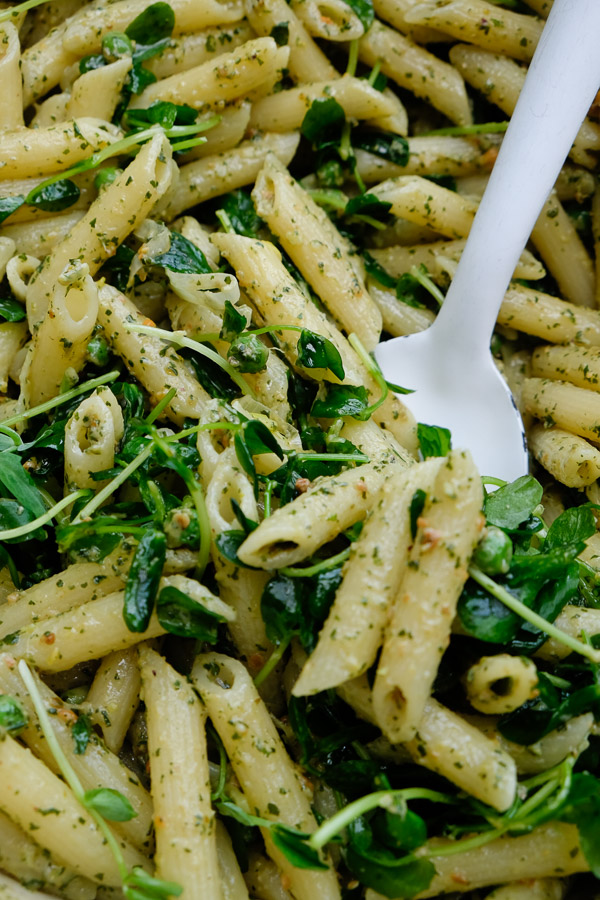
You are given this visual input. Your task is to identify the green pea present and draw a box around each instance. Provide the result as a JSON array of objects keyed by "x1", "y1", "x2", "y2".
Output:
[
  {"x1": 228, "y1": 334, "x2": 269, "y2": 374},
  {"x1": 473, "y1": 526, "x2": 513, "y2": 576},
  {"x1": 102, "y1": 31, "x2": 133, "y2": 61}
]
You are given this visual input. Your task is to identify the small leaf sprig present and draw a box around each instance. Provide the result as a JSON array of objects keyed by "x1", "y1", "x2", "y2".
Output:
[{"x1": 18, "y1": 660, "x2": 182, "y2": 900}]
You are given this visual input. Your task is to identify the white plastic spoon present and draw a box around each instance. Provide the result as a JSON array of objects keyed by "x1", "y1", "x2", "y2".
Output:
[{"x1": 374, "y1": 0, "x2": 600, "y2": 481}]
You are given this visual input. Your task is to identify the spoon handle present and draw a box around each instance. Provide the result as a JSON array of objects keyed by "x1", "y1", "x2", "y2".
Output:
[{"x1": 433, "y1": 0, "x2": 600, "y2": 353}]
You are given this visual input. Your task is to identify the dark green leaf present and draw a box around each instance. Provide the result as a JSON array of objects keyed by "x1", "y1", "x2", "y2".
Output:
[
  {"x1": 99, "y1": 243, "x2": 135, "y2": 292},
  {"x1": 220, "y1": 300, "x2": 247, "y2": 341},
  {"x1": 395, "y1": 273, "x2": 428, "y2": 309},
  {"x1": 150, "y1": 231, "x2": 212, "y2": 274},
  {"x1": 83, "y1": 787, "x2": 137, "y2": 822},
  {"x1": 125, "y1": 867, "x2": 183, "y2": 899},
  {"x1": 344, "y1": 0, "x2": 374, "y2": 29},
  {"x1": 345, "y1": 844, "x2": 435, "y2": 899},
  {"x1": 125, "y1": 2, "x2": 175, "y2": 44},
  {"x1": 354, "y1": 131, "x2": 409, "y2": 165},
  {"x1": 227, "y1": 333, "x2": 269, "y2": 373},
  {"x1": 0, "y1": 452, "x2": 46, "y2": 517},
  {"x1": 345, "y1": 194, "x2": 392, "y2": 223},
  {"x1": 375, "y1": 809, "x2": 428, "y2": 853},
  {"x1": 0, "y1": 695, "x2": 28, "y2": 733},
  {"x1": 230, "y1": 498, "x2": 258, "y2": 535},
  {"x1": 124, "y1": 100, "x2": 197, "y2": 132},
  {"x1": 0, "y1": 498, "x2": 45, "y2": 543},
  {"x1": 0, "y1": 296, "x2": 26, "y2": 322},
  {"x1": 26, "y1": 180, "x2": 80, "y2": 212},
  {"x1": 457, "y1": 579, "x2": 520, "y2": 643},
  {"x1": 261, "y1": 575, "x2": 304, "y2": 644},
  {"x1": 183, "y1": 344, "x2": 239, "y2": 401},
  {"x1": 417, "y1": 423, "x2": 451, "y2": 458},
  {"x1": 102, "y1": 31, "x2": 133, "y2": 60},
  {"x1": 128, "y1": 60, "x2": 158, "y2": 94},
  {"x1": 271, "y1": 826, "x2": 329, "y2": 870},
  {"x1": 0, "y1": 196, "x2": 25, "y2": 224},
  {"x1": 559, "y1": 774, "x2": 600, "y2": 877},
  {"x1": 156, "y1": 585, "x2": 226, "y2": 640},
  {"x1": 363, "y1": 251, "x2": 397, "y2": 289},
  {"x1": 71, "y1": 714, "x2": 92, "y2": 755},
  {"x1": 311, "y1": 384, "x2": 370, "y2": 420},
  {"x1": 79, "y1": 53, "x2": 105, "y2": 74},
  {"x1": 123, "y1": 529, "x2": 167, "y2": 632},
  {"x1": 297, "y1": 329, "x2": 345, "y2": 380},
  {"x1": 409, "y1": 489, "x2": 426, "y2": 540},
  {"x1": 58, "y1": 528, "x2": 122, "y2": 562},
  {"x1": 484, "y1": 475, "x2": 543, "y2": 530},
  {"x1": 544, "y1": 505, "x2": 596, "y2": 552},
  {"x1": 214, "y1": 529, "x2": 255, "y2": 568},
  {"x1": 301, "y1": 97, "x2": 346, "y2": 150},
  {"x1": 243, "y1": 420, "x2": 285, "y2": 460},
  {"x1": 220, "y1": 190, "x2": 264, "y2": 237},
  {"x1": 270, "y1": 21, "x2": 289, "y2": 45}
]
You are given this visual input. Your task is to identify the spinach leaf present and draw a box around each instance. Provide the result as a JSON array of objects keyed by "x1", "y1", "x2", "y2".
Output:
[
  {"x1": 220, "y1": 190, "x2": 265, "y2": 237},
  {"x1": 79, "y1": 54, "x2": 105, "y2": 74},
  {"x1": 98, "y1": 243, "x2": 135, "y2": 291},
  {"x1": 311, "y1": 384, "x2": 370, "y2": 420},
  {"x1": 297, "y1": 329, "x2": 345, "y2": 380},
  {"x1": 346, "y1": 818, "x2": 435, "y2": 899},
  {"x1": 150, "y1": 231, "x2": 212, "y2": 274},
  {"x1": 234, "y1": 420, "x2": 284, "y2": 493},
  {"x1": 125, "y1": 2, "x2": 174, "y2": 46},
  {"x1": 270, "y1": 21, "x2": 290, "y2": 45},
  {"x1": 214, "y1": 529, "x2": 255, "y2": 568},
  {"x1": 345, "y1": 194, "x2": 393, "y2": 225},
  {"x1": 230, "y1": 498, "x2": 258, "y2": 535},
  {"x1": 0, "y1": 196, "x2": 25, "y2": 224},
  {"x1": 26, "y1": 179, "x2": 80, "y2": 212},
  {"x1": 261, "y1": 575, "x2": 304, "y2": 645},
  {"x1": 220, "y1": 300, "x2": 247, "y2": 341},
  {"x1": 124, "y1": 100, "x2": 197, "y2": 132},
  {"x1": 544, "y1": 505, "x2": 596, "y2": 551},
  {"x1": 156, "y1": 585, "x2": 227, "y2": 640},
  {"x1": 499, "y1": 679, "x2": 600, "y2": 745},
  {"x1": 123, "y1": 528, "x2": 167, "y2": 632},
  {"x1": 353, "y1": 131, "x2": 409, "y2": 166},
  {"x1": 0, "y1": 453, "x2": 46, "y2": 517},
  {"x1": 409, "y1": 489, "x2": 426, "y2": 540},
  {"x1": 0, "y1": 695, "x2": 28, "y2": 734},
  {"x1": 301, "y1": 97, "x2": 346, "y2": 150},
  {"x1": 83, "y1": 788, "x2": 137, "y2": 822},
  {"x1": 417, "y1": 423, "x2": 451, "y2": 458},
  {"x1": 0, "y1": 498, "x2": 46, "y2": 542},
  {"x1": 484, "y1": 475, "x2": 543, "y2": 530},
  {"x1": 557, "y1": 774, "x2": 600, "y2": 876},
  {"x1": 0, "y1": 296, "x2": 26, "y2": 322},
  {"x1": 183, "y1": 345, "x2": 239, "y2": 401},
  {"x1": 363, "y1": 251, "x2": 397, "y2": 289},
  {"x1": 396, "y1": 272, "x2": 429, "y2": 309},
  {"x1": 271, "y1": 826, "x2": 328, "y2": 869},
  {"x1": 72, "y1": 714, "x2": 92, "y2": 755},
  {"x1": 457, "y1": 579, "x2": 521, "y2": 644},
  {"x1": 343, "y1": 0, "x2": 374, "y2": 30}
]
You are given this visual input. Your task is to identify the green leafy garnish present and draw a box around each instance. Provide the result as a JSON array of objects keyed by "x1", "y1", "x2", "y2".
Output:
[
  {"x1": 417, "y1": 423, "x2": 451, "y2": 459},
  {"x1": 156, "y1": 585, "x2": 227, "y2": 640},
  {"x1": 297, "y1": 330, "x2": 345, "y2": 381},
  {"x1": 0, "y1": 695, "x2": 28, "y2": 734},
  {"x1": 123, "y1": 528, "x2": 167, "y2": 632}
]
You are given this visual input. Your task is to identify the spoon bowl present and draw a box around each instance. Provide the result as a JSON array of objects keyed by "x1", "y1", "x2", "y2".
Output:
[{"x1": 375, "y1": 0, "x2": 600, "y2": 481}]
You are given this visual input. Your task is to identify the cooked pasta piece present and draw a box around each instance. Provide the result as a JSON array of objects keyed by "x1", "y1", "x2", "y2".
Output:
[{"x1": 463, "y1": 654, "x2": 539, "y2": 714}]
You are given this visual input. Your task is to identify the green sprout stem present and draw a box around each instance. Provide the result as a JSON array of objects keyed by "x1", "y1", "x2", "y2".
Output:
[
  {"x1": 146, "y1": 387, "x2": 177, "y2": 425},
  {"x1": 125, "y1": 324, "x2": 257, "y2": 400},
  {"x1": 368, "y1": 58, "x2": 383, "y2": 87},
  {"x1": 422, "y1": 122, "x2": 509, "y2": 137},
  {"x1": 409, "y1": 264, "x2": 445, "y2": 308},
  {"x1": 73, "y1": 444, "x2": 155, "y2": 523},
  {"x1": 254, "y1": 635, "x2": 291, "y2": 687},
  {"x1": 346, "y1": 39, "x2": 359, "y2": 77},
  {"x1": 348, "y1": 332, "x2": 390, "y2": 416},
  {"x1": 0, "y1": 490, "x2": 87, "y2": 541},
  {"x1": 281, "y1": 547, "x2": 351, "y2": 578},
  {"x1": 0, "y1": 370, "x2": 120, "y2": 428},
  {"x1": 0, "y1": 0, "x2": 48, "y2": 22},
  {"x1": 469, "y1": 564, "x2": 600, "y2": 663}
]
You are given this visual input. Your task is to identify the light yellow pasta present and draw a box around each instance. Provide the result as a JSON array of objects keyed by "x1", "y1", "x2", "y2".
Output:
[
  {"x1": 291, "y1": 0, "x2": 365, "y2": 40},
  {"x1": 192, "y1": 653, "x2": 341, "y2": 900},
  {"x1": 158, "y1": 131, "x2": 300, "y2": 219},
  {"x1": 83, "y1": 648, "x2": 141, "y2": 754},
  {"x1": 0, "y1": 735, "x2": 147, "y2": 886},
  {"x1": 0, "y1": 211, "x2": 85, "y2": 257},
  {"x1": 64, "y1": 387, "x2": 125, "y2": 491},
  {"x1": 25, "y1": 133, "x2": 173, "y2": 327},
  {"x1": 405, "y1": 0, "x2": 543, "y2": 61},
  {"x1": 0, "y1": 658, "x2": 152, "y2": 851},
  {"x1": 0, "y1": 119, "x2": 120, "y2": 181},
  {"x1": 132, "y1": 37, "x2": 289, "y2": 111},
  {"x1": 369, "y1": 174, "x2": 477, "y2": 238},
  {"x1": 0, "y1": 23, "x2": 23, "y2": 130},
  {"x1": 245, "y1": 0, "x2": 338, "y2": 82},
  {"x1": 248, "y1": 75, "x2": 402, "y2": 133},
  {"x1": 183, "y1": 102, "x2": 251, "y2": 159},
  {"x1": 146, "y1": 21, "x2": 255, "y2": 79},
  {"x1": 463, "y1": 654, "x2": 538, "y2": 714},
  {"x1": 0, "y1": 322, "x2": 27, "y2": 393},
  {"x1": 140, "y1": 646, "x2": 221, "y2": 900},
  {"x1": 522, "y1": 377, "x2": 600, "y2": 443},
  {"x1": 536, "y1": 605, "x2": 600, "y2": 662},
  {"x1": 497, "y1": 283, "x2": 600, "y2": 346},
  {"x1": 372, "y1": 450, "x2": 483, "y2": 743},
  {"x1": 358, "y1": 20, "x2": 472, "y2": 126},
  {"x1": 372, "y1": 0, "x2": 450, "y2": 41},
  {"x1": 0, "y1": 544, "x2": 132, "y2": 641},
  {"x1": 0, "y1": 810, "x2": 95, "y2": 900},
  {"x1": 66, "y1": 57, "x2": 132, "y2": 121},
  {"x1": 528, "y1": 424, "x2": 600, "y2": 488},
  {"x1": 21, "y1": 262, "x2": 98, "y2": 407},
  {"x1": 98, "y1": 283, "x2": 211, "y2": 424},
  {"x1": 484, "y1": 879, "x2": 566, "y2": 900},
  {"x1": 530, "y1": 192, "x2": 596, "y2": 307},
  {"x1": 368, "y1": 279, "x2": 436, "y2": 336},
  {"x1": 293, "y1": 459, "x2": 443, "y2": 695},
  {"x1": 238, "y1": 460, "x2": 398, "y2": 568},
  {"x1": 252, "y1": 155, "x2": 383, "y2": 349}
]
